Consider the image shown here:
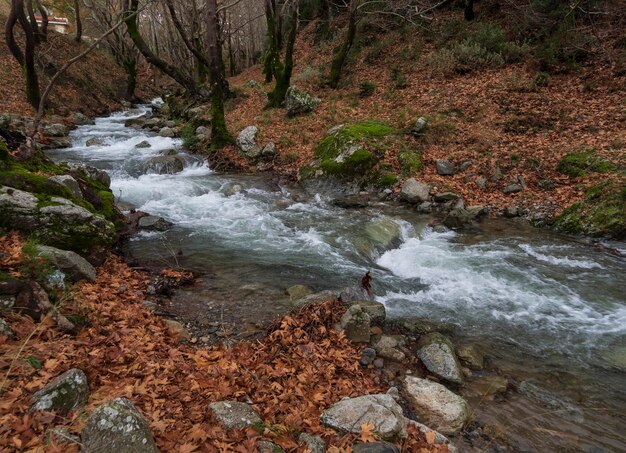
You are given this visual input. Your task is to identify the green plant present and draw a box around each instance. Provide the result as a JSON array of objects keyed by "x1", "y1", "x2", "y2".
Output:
[
  {"x1": 390, "y1": 67, "x2": 409, "y2": 89},
  {"x1": 181, "y1": 122, "x2": 199, "y2": 149},
  {"x1": 359, "y1": 81, "x2": 376, "y2": 97},
  {"x1": 20, "y1": 239, "x2": 54, "y2": 283},
  {"x1": 534, "y1": 71, "x2": 550, "y2": 87},
  {"x1": 363, "y1": 41, "x2": 385, "y2": 64},
  {"x1": 557, "y1": 151, "x2": 616, "y2": 177},
  {"x1": 27, "y1": 356, "x2": 42, "y2": 370},
  {"x1": 398, "y1": 150, "x2": 422, "y2": 175}
]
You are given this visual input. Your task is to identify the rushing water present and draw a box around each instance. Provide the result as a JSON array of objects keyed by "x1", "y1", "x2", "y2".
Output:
[{"x1": 48, "y1": 104, "x2": 626, "y2": 452}]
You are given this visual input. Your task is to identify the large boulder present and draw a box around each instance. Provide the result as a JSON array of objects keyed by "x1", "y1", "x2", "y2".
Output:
[
  {"x1": 208, "y1": 401, "x2": 262, "y2": 429},
  {"x1": 320, "y1": 391, "x2": 408, "y2": 439},
  {"x1": 344, "y1": 300, "x2": 386, "y2": 325},
  {"x1": 402, "y1": 377, "x2": 470, "y2": 435},
  {"x1": 138, "y1": 215, "x2": 172, "y2": 232},
  {"x1": 43, "y1": 123, "x2": 69, "y2": 137},
  {"x1": 158, "y1": 127, "x2": 175, "y2": 137},
  {"x1": 82, "y1": 397, "x2": 159, "y2": 452},
  {"x1": 285, "y1": 86, "x2": 321, "y2": 117},
  {"x1": 400, "y1": 179, "x2": 431, "y2": 204},
  {"x1": 363, "y1": 218, "x2": 402, "y2": 254},
  {"x1": 340, "y1": 305, "x2": 371, "y2": 343},
  {"x1": 36, "y1": 245, "x2": 97, "y2": 283},
  {"x1": 416, "y1": 333, "x2": 464, "y2": 385},
  {"x1": 300, "y1": 121, "x2": 396, "y2": 190},
  {"x1": 236, "y1": 126, "x2": 261, "y2": 159},
  {"x1": 30, "y1": 369, "x2": 89, "y2": 414},
  {"x1": 48, "y1": 175, "x2": 83, "y2": 200},
  {"x1": 143, "y1": 155, "x2": 185, "y2": 175}
]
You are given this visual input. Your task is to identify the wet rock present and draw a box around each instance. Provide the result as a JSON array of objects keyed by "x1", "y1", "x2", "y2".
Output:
[
  {"x1": 0, "y1": 318, "x2": 15, "y2": 338},
  {"x1": 160, "y1": 149, "x2": 178, "y2": 156},
  {"x1": 236, "y1": 126, "x2": 261, "y2": 159},
  {"x1": 158, "y1": 126, "x2": 175, "y2": 137},
  {"x1": 320, "y1": 391, "x2": 408, "y2": 439},
  {"x1": 291, "y1": 290, "x2": 335, "y2": 309},
  {"x1": 85, "y1": 137, "x2": 105, "y2": 147},
  {"x1": 66, "y1": 163, "x2": 111, "y2": 188},
  {"x1": 465, "y1": 376, "x2": 508, "y2": 399},
  {"x1": 285, "y1": 284, "x2": 313, "y2": 302},
  {"x1": 503, "y1": 184, "x2": 523, "y2": 194},
  {"x1": 299, "y1": 433, "x2": 326, "y2": 452},
  {"x1": 36, "y1": 245, "x2": 96, "y2": 283},
  {"x1": 433, "y1": 192, "x2": 459, "y2": 203},
  {"x1": 30, "y1": 368, "x2": 89, "y2": 413},
  {"x1": 340, "y1": 305, "x2": 371, "y2": 343},
  {"x1": 257, "y1": 440, "x2": 284, "y2": 452},
  {"x1": 332, "y1": 194, "x2": 370, "y2": 209},
  {"x1": 360, "y1": 348, "x2": 377, "y2": 366},
  {"x1": 352, "y1": 442, "x2": 400, "y2": 453},
  {"x1": 47, "y1": 175, "x2": 83, "y2": 200},
  {"x1": 600, "y1": 344, "x2": 626, "y2": 372},
  {"x1": 466, "y1": 205, "x2": 488, "y2": 220},
  {"x1": 411, "y1": 117, "x2": 428, "y2": 136},
  {"x1": 82, "y1": 397, "x2": 159, "y2": 452},
  {"x1": 124, "y1": 115, "x2": 147, "y2": 128},
  {"x1": 339, "y1": 285, "x2": 374, "y2": 303},
  {"x1": 208, "y1": 401, "x2": 262, "y2": 429},
  {"x1": 164, "y1": 319, "x2": 191, "y2": 342},
  {"x1": 443, "y1": 208, "x2": 474, "y2": 229},
  {"x1": 504, "y1": 206, "x2": 521, "y2": 218},
  {"x1": 135, "y1": 140, "x2": 152, "y2": 148},
  {"x1": 285, "y1": 86, "x2": 321, "y2": 117},
  {"x1": 43, "y1": 123, "x2": 69, "y2": 137},
  {"x1": 138, "y1": 215, "x2": 172, "y2": 232},
  {"x1": 436, "y1": 160, "x2": 455, "y2": 176},
  {"x1": 223, "y1": 183, "x2": 243, "y2": 197},
  {"x1": 517, "y1": 381, "x2": 584, "y2": 423},
  {"x1": 345, "y1": 300, "x2": 386, "y2": 325},
  {"x1": 417, "y1": 201, "x2": 433, "y2": 213},
  {"x1": 143, "y1": 155, "x2": 185, "y2": 174},
  {"x1": 364, "y1": 218, "x2": 402, "y2": 254},
  {"x1": 371, "y1": 335, "x2": 406, "y2": 362},
  {"x1": 402, "y1": 376, "x2": 470, "y2": 435},
  {"x1": 417, "y1": 333, "x2": 464, "y2": 384},
  {"x1": 456, "y1": 344, "x2": 484, "y2": 370},
  {"x1": 72, "y1": 113, "x2": 93, "y2": 125},
  {"x1": 400, "y1": 178, "x2": 431, "y2": 204}
]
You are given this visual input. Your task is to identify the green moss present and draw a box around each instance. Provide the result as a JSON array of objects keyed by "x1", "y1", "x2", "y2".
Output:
[
  {"x1": 316, "y1": 121, "x2": 392, "y2": 160},
  {"x1": 376, "y1": 173, "x2": 399, "y2": 187},
  {"x1": 555, "y1": 182, "x2": 626, "y2": 238},
  {"x1": 556, "y1": 151, "x2": 616, "y2": 178},
  {"x1": 0, "y1": 141, "x2": 9, "y2": 164},
  {"x1": 398, "y1": 150, "x2": 422, "y2": 175},
  {"x1": 320, "y1": 149, "x2": 376, "y2": 176}
]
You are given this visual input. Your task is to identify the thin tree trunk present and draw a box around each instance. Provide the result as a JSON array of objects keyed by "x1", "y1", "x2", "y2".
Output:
[
  {"x1": 35, "y1": 0, "x2": 48, "y2": 41},
  {"x1": 25, "y1": 0, "x2": 42, "y2": 44},
  {"x1": 207, "y1": 0, "x2": 233, "y2": 148},
  {"x1": 263, "y1": 0, "x2": 278, "y2": 83},
  {"x1": 329, "y1": 0, "x2": 358, "y2": 89},
  {"x1": 123, "y1": 57, "x2": 137, "y2": 100},
  {"x1": 267, "y1": 4, "x2": 297, "y2": 107},
  {"x1": 464, "y1": 0, "x2": 475, "y2": 21},
  {"x1": 315, "y1": 0, "x2": 331, "y2": 42},
  {"x1": 74, "y1": 0, "x2": 83, "y2": 42}
]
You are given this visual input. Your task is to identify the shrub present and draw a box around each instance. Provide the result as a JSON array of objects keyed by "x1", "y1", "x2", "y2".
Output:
[
  {"x1": 181, "y1": 122, "x2": 199, "y2": 149},
  {"x1": 390, "y1": 67, "x2": 409, "y2": 89},
  {"x1": 363, "y1": 41, "x2": 386, "y2": 64},
  {"x1": 359, "y1": 81, "x2": 376, "y2": 97},
  {"x1": 534, "y1": 71, "x2": 551, "y2": 87}
]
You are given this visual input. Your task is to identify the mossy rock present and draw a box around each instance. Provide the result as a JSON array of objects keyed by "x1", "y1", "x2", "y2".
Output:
[
  {"x1": 556, "y1": 151, "x2": 616, "y2": 178},
  {"x1": 302, "y1": 121, "x2": 398, "y2": 189},
  {"x1": 555, "y1": 182, "x2": 626, "y2": 238}
]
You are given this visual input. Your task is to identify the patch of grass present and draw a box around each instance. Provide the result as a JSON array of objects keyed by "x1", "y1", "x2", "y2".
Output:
[
  {"x1": 398, "y1": 149, "x2": 422, "y2": 176},
  {"x1": 556, "y1": 151, "x2": 616, "y2": 178},
  {"x1": 359, "y1": 81, "x2": 376, "y2": 98}
]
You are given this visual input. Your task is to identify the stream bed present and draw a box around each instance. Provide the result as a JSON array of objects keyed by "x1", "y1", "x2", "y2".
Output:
[{"x1": 48, "y1": 104, "x2": 626, "y2": 452}]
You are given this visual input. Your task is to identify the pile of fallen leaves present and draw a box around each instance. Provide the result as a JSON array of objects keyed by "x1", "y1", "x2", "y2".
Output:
[{"x1": 0, "y1": 235, "x2": 442, "y2": 451}]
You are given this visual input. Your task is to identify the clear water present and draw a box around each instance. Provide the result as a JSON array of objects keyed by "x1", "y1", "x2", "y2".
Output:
[{"x1": 47, "y1": 104, "x2": 626, "y2": 452}]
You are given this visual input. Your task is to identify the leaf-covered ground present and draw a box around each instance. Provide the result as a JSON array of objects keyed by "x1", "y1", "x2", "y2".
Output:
[{"x1": 0, "y1": 233, "x2": 443, "y2": 452}]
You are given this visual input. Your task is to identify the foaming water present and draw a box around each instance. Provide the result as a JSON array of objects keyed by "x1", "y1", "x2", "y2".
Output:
[{"x1": 46, "y1": 105, "x2": 626, "y2": 451}]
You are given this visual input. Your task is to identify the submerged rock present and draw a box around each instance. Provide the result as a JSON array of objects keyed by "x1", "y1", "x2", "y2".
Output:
[
  {"x1": 138, "y1": 215, "x2": 172, "y2": 232},
  {"x1": 30, "y1": 368, "x2": 89, "y2": 413},
  {"x1": 517, "y1": 381, "x2": 584, "y2": 423},
  {"x1": 417, "y1": 333, "x2": 464, "y2": 385},
  {"x1": 456, "y1": 344, "x2": 484, "y2": 370},
  {"x1": 82, "y1": 397, "x2": 159, "y2": 452},
  {"x1": 465, "y1": 376, "x2": 508, "y2": 399},
  {"x1": 285, "y1": 284, "x2": 313, "y2": 302},
  {"x1": 402, "y1": 376, "x2": 470, "y2": 435},
  {"x1": 208, "y1": 401, "x2": 262, "y2": 429}
]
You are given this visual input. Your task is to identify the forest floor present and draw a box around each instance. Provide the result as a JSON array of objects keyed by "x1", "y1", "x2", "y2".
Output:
[{"x1": 222, "y1": 18, "x2": 625, "y2": 218}]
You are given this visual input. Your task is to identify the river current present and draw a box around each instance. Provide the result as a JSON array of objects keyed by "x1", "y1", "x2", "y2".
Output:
[{"x1": 48, "y1": 103, "x2": 626, "y2": 452}]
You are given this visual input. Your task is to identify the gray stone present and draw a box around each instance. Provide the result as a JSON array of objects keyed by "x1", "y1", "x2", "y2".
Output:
[
  {"x1": 456, "y1": 344, "x2": 484, "y2": 370},
  {"x1": 465, "y1": 376, "x2": 508, "y2": 398},
  {"x1": 195, "y1": 126, "x2": 210, "y2": 137},
  {"x1": 332, "y1": 194, "x2": 370, "y2": 209},
  {"x1": 261, "y1": 142, "x2": 277, "y2": 158},
  {"x1": 0, "y1": 294, "x2": 15, "y2": 311},
  {"x1": 400, "y1": 178, "x2": 431, "y2": 204},
  {"x1": 160, "y1": 149, "x2": 178, "y2": 156},
  {"x1": 143, "y1": 155, "x2": 185, "y2": 174},
  {"x1": 417, "y1": 333, "x2": 464, "y2": 384},
  {"x1": 364, "y1": 218, "x2": 402, "y2": 254},
  {"x1": 371, "y1": 335, "x2": 406, "y2": 362},
  {"x1": 223, "y1": 183, "x2": 243, "y2": 197},
  {"x1": 466, "y1": 205, "x2": 488, "y2": 220},
  {"x1": 285, "y1": 86, "x2": 321, "y2": 117},
  {"x1": 459, "y1": 161, "x2": 472, "y2": 172},
  {"x1": 345, "y1": 301, "x2": 386, "y2": 325},
  {"x1": 165, "y1": 120, "x2": 176, "y2": 128},
  {"x1": 36, "y1": 245, "x2": 96, "y2": 283},
  {"x1": 402, "y1": 376, "x2": 470, "y2": 435},
  {"x1": 208, "y1": 401, "x2": 262, "y2": 429},
  {"x1": 85, "y1": 137, "x2": 105, "y2": 147},
  {"x1": 138, "y1": 215, "x2": 172, "y2": 232},
  {"x1": 360, "y1": 348, "x2": 377, "y2": 366},
  {"x1": 43, "y1": 123, "x2": 69, "y2": 137},
  {"x1": 476, "y1": 177, "x2": 488, "y2": 189},
  {"x1": 504, "y1": 206, "x2": 521, "y2": 218},
  {"x1": 285, "y1": 285, "x2": 313, "y2": 302},
  {"x1": 417, "y1": 201, "x2": 433, "y2": 213},
  {"x1": 433, "y1": 192, "x2": 459, "y2": 203},
  {"x1": 236, "y1": 126, "x2": 261, "y2": 159},
  {"x1": 373, "y1": 358, "x2": 384, "y2": 368},
  {"x1": 352, "y1": 442, "x2": 400, "y2": 453},
  {"x1": 30, "y1": 368, "x2": 89, "y2": 413},
  {"x1": 158, "y1": 127, "x2": 175, "y2": 137},
  {"x1": 411, "y1": 117, "x2": 428, "y2": 136},
  {"x1": 72, "y1": 113, "x2": 93, "y2": 125},
  {"x1": 339, "y1": 285, "x2": 374, "y2": 303},
  {"x1": 320, "y1": 391, "x2": 408, "y2": 439},
  {"x1": 340, "y1": 305, "x2": 371, "y2": 343},
  {"x1": 124, "y1": 115, "x2": 147, "y2": 128},
  {"x1": 436, "y1": 160, "x2": 455, "y2": 176},
  {"x1": 82, "y1": 397, "x2": 159, "y2": 452},
  {"x1": 503, "y1": 184, "x2": 523, "y2": 194},
  {"x1": 299, "y1": 433, "x2": 326, "y2": 453},
  {"x1": 291, "y1": 290, "x2": 335, "y2": 309},
  {"x1": 67, "y1": 163, "x2": 111, "y2": 188},
  {"x1": 48, "y1": 175, "x2": 83, "y2": 200},
  {"x1": 135, "y1": 140, "x2": 152, "y2": 149},
  {"x1": 517, "y1": 381, "x2": 584, "y2": 423},
  {"x1": 257, "y1": 440, "x2": 284, "y2": 452},
  {"x1": 443, "y1": 208, "x2": 474, "y2": 229},
  {"x1": 0, "y1": 318, "x2": 15, "y2": 338}
]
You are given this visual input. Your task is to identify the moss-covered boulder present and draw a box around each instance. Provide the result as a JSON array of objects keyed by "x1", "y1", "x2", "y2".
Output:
[
  {"x1": 555, "y1": 182, "x2": 626, "y2": 238},
  {"x1": 30, "y1": 368, "x2": 89, "y2": 414},
  {"x1": 556, "y1": 151, "x2": 616, "y2": 178},
  {"x1": 301, "y1": 121, "x2": 399, "y2": 191}
]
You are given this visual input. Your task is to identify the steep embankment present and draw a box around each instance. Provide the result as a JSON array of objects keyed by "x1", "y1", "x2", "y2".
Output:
[
  {"x1": 0, "y1": 18, "x2": 129, "y2": 117},
  {"x1": 219, "y1": 15, "x2": 625, "y2": 236}
]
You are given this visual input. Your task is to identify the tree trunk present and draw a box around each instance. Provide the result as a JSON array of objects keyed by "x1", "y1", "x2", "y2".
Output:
[
  {"x1": 329, "y1": 0, "x2": 358, "y2": 89},
  {"x1": 124, "y1": 0, "x2": 198, "y2": 95},
  {"x1": 35, "y1": 0, "x2": 48, "y2": 41},
  {"x1": 267, "y1": 4, "x2": 298, "y2": 107},
  {"x1": 263, "y1": 0, "x2": 279, "y2": 83},
  {"x1": 25, "y1": 0, "x2": 42, "y2": 44},
  {"x1": 464, "y1": 0, "x2": 475, "y2": 21},
  {"x1": 315, "y1": 0, "x2": 331, "y2": 42},
  {"x1": 207, "y1": 0, "x2": 233, "y2": 148},
  {"x1": 123, "y1": 57, "x2": 137, "y2": 100},
  {"x1": 74, "y1": 0, "x2": 82, "y2": 42}
]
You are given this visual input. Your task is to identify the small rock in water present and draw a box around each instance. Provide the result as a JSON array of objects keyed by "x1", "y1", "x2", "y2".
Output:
[
  {"x1": 135, "y1": 140, "x2": 152, "y2": 148},
  {"x1": 456, "y1": 344, "x2": 484, "y2": 370},
  {"x1": 285, "y1": 284, "x2": 313, "y2": 302},
  {"x1": 85, "y1": 137, "x2": 105, "y2": 147},
  {"x1": 517, "y1": 381, "x2": 584, "y2": 423},
  {"x1": 138, "y1": 215, "x2": 172, "y2": 232},
  {"x1": 158, "y1": 126, "x2": 175, "y2": 137},
  {"x1": 223, "y1": 183, "x2": 243, "y2": 197}
]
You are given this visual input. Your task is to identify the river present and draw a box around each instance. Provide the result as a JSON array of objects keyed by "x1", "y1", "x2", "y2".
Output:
[{"x1": 48, "y1": 103, "x2": 626, "y2": 452}]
